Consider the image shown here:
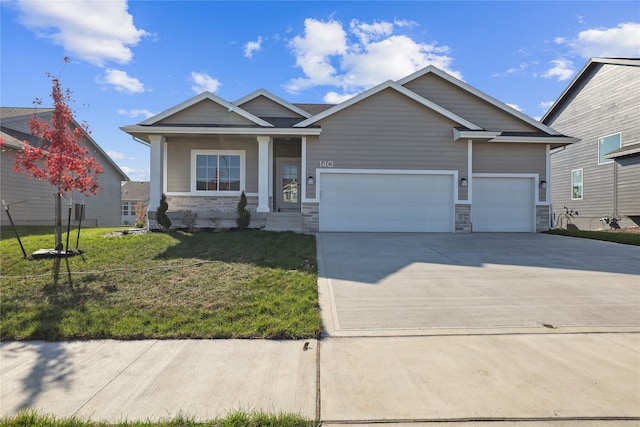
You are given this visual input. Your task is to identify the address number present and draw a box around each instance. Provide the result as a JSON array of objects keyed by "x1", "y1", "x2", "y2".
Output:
[{"x1": 319, "y1": 160, "x2": 334, "y2": 168}]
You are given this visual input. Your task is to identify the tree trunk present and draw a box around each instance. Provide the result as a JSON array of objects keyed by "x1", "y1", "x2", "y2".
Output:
[{"x1": 55, "y1": 192, "x2": 63, "y2": 250}]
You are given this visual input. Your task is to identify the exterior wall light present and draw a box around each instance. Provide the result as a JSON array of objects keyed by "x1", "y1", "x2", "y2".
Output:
[
  {"x1": 307, "y1": 176, "x2": 314, "y2": 185},
  {"x1": 540, "y1": 180, "x2": 547, "y2": 189},
  {"x1": 460, "y1": 177, "x2": 468, "y2": 187}
]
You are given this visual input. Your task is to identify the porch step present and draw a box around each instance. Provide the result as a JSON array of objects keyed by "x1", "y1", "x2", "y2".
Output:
[{"x1": 263, "y1": 212, "x2": 303, "y2": 233}]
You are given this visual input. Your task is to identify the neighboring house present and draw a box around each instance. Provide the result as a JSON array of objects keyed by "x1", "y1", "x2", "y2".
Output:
[
  {"x1": 1, "y1": 107, "x2": 129, "y2": 227},
  {"x1": 121, "y1": 65, "x2": 576, "y2": 233},
  {"x1": 542, "y1": 58, "x2": 640, "y2": 230},
  {"x1": 121, "y1": 181, "x2": 150, "y2": 225}
]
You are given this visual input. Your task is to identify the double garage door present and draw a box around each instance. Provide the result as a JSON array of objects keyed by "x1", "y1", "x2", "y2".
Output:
[
  {"x1": 320, "y1": 173, "x2": 454, "y2": 232},
  {"x1": 319, "y1": 172, "x2": 536, "y2": 232}
]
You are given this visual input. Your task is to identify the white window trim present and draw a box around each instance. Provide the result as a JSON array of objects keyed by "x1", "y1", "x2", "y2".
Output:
[
  {"x1": 190, "y1": 149, "x2": 245, "y2": 196},
  {"x1": 597, "y1": 132, "x2": 621, "y2": 165},
  {"x1": 571, "y1": 168, "x2": 583, "y2": 200}
]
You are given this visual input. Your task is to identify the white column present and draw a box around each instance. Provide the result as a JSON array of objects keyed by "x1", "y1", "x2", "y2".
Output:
[
  {"x1": 148, "y1": 135, "x2": 165, "y2": 212},
  {"x1": 256, "y1": 136, "x2": 270, "y2": 212}
]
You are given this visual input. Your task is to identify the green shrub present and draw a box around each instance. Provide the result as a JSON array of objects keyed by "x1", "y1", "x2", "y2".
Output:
[
  {"x1": 236, "y1": 191, "x2": 251, "y2": 229},
  {"x1": 156, "y1": 194, "x2": 172, "y2": 233}
]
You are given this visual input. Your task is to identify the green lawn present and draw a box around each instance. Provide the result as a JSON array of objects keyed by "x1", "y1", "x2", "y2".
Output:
[
  {"x1": 546, "y1": 228, "x2": 640, "y2": 246},
  {"x1": 1, "y1": 410, "x2": 318, "y2": 427},
  {"x1": 0, "y1": 226, "x2": 322, "y2": 341}
]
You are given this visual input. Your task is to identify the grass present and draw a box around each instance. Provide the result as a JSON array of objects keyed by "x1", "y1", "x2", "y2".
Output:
[
  {"x1": 546, "y1": 228, "x2": 640, "y2": 246},
  {"x1": 0, "y1": 410, "x2": 318, "y2": 427},
  {"x1": 0, "y1": 226, "x2": 322, "y2": 341}
]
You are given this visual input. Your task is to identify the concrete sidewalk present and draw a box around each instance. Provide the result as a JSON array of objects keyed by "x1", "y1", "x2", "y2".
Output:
[{"x1": 2, "y1": 334, "x2": 639, "y2": 424}]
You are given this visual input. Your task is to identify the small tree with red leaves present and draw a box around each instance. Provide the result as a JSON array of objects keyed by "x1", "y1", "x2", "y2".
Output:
[{"x1": 12, "y1": 73, "x2": 103, "y2": 252}]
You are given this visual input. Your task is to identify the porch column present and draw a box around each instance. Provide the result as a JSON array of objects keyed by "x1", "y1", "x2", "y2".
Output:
[
  {"x1": 148, "y1": 134, "x2": 165, "y2": 213},
  {"x1": 256, "y1": 136, "x2": 270, "y2": 212}
]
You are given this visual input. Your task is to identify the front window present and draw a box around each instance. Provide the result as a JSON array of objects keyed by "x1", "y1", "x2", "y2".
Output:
[
  {"x1": 598, "y1": 132, "x2": 621, "y2": 164},
  {"x1": 192, "y1": 150, "x2": 244, "y2": 194},
  {"x1": 571, "y1": 169, "x2": 583, "y2": 200},
  {"x1": 121, "y1": 203, "x2": 129, "y2": 216}
]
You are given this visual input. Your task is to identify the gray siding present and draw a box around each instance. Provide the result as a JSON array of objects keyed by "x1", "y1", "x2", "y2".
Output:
[
  {"x1": 1, "y1": 147, "x2": 123, "y2": 228},
  {"x1": 305, "y1": 88, "x2": 469, "y2": 199},
  {"x1": 165, "y1": 136, "x2": 259, "y2": 193},
  {"x1": 403, "y1": 73, "x2": 539, "y2": 132},
  {"x1": 472, "y1": 142, "x2": 547, "y2": 202},
  {"x1": 158, "y1": 99, "x2": 255, "y2": 126},
  {"x1": 238, "y1": 96, "x2": 304, "y2": 118},
  {"x1": 547, "y1": 63, "x2": 640, "y2": 224},
  {"x1": 617, "y1": 155, "x2": 640, "y2": 214}
]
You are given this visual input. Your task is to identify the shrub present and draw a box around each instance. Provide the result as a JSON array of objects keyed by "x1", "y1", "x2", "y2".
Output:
[
  {"x1": 236, "y1": 191, "x2": 251, "y2": 229},
  {"x1": 182, "y1": 209, "x2": 198, "y2": 232},
  {"x1": 156, "y1": 194, "x2": 172, "y2": 232},
  {"x1": 134, "y1": 200, "x2": 147, "y2": 228}
]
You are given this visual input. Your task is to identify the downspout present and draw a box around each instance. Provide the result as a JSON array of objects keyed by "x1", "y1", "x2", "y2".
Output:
[{"x1": 613, "y1": 161, "x2": 618, "y2": 216}]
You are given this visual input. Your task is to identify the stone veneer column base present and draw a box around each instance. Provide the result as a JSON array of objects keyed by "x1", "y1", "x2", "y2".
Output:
[
  {"x1": 455, "y1": 204, "x2": 472, "y2": 233},
  {"x1": 302, "y1": 203, "x2": 319, "y2": 233},
  {"x1": 536, "y1": 205, "x2": 550, "y2": 232}
]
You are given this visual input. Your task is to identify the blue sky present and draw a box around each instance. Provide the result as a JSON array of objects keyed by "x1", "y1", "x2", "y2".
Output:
[{"x1": 1, "y1": 1, "x2": 639, "y2": 181}]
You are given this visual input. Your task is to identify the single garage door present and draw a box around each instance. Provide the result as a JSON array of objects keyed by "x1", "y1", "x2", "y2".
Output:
[
  {"x1": 473, "y1": 176, "x2": 535, "y2": 232},
  {"x1": 320, "y1": 172, "x2": 454, "y2": 232}
]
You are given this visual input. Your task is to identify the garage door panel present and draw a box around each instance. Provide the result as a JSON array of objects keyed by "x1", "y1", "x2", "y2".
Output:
[
  {"x1": 473, "y1": 177, "x2": 534, "y2": 232},
  {"x1": 320, "y1": 173, "x2": 454, "y2": 232}
]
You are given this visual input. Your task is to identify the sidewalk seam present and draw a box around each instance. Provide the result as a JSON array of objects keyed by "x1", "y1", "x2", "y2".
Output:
[
  {"x1": 316, "y1": 339, "x2": 321, "y2": 422},
  {"x1": 71, "y1": 340, "x2": 160, "y2": 417}
]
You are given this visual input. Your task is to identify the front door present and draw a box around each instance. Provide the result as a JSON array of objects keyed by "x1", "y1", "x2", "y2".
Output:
[{"x1": 276, "y1": 158, "x2": 301, "y2": 211}]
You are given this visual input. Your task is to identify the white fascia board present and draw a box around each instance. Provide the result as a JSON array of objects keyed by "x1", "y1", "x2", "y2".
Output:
[
  {"x1": 234, "y1": 89, "x2": 312, "y2": 119},
  {"x1": 294, "y1": 80, "x2": 482, "y2": 130},
  {"x1": 119, "y1": 125, "x2": 321, "y2": 136},
  {"x1": 398, "y1": 65, "x2": 562, "y2": 135},
  {"x1": 453, "y1": 129, "x2": 500, "y2": 141},
  {"x1": 140, "y1": 91, "x2": 274, "y2": 127},
  {"x1": 488, "y1": 136, "x2": 579, "y2": 144}
]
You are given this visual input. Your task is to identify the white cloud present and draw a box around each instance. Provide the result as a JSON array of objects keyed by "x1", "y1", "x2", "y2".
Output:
[
  {"x1": 323, "y1": 91, "x2": 359, "y2": 104},
  {"x1": 15, "y1": 0, "x2": 148, "y2": 66},
  {"x1": 492, "y1": 62, "x2": 528, "y2": 77},
  {"x1": 569, "y1": 22, "x2": 640, "y2": 57},
  {"x1": 120, "y1": 166, "x2": 150, "y2": 181},
  {"x1": 286, "y1": 18, "x2": 460, "y2": 99},
  {"x1": 103, "y1": 69, "x2": 145, "y2": 93},
  {"x1": 190, "y1": 72, "x2": 221, "y2": 93},
  {"x1": 106, "y1": 150, "x2": 135, "y2": 161},
  {"x1": 244, "y1": 36, "x2": 263, "y2": 58},
  {"x1": 542, "y1": 59, "x2": 575, "y2": 81},
  {"x1": 506, "y1": 103, "x2": 523, "y2": 112},
  {"x1": 539, "y1": 101, "x2": 554, "y2": 110},
  {"x1": 117, "y1": 108, "x2": 155, "y2": 119}
]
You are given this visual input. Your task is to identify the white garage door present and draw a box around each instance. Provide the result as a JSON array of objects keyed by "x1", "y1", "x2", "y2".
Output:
[
  {"x1": 319, "y1": 173, "x2": 454, "y2": 232},
  {"x1": 473, "y1": 177, "x2": 535, "y2": 232}
]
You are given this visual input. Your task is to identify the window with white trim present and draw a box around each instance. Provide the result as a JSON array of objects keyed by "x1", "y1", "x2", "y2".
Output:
[
  {"x1": 571, "y1": 169, "x2": 583, "y2": 200},
  {"x1": 191, "y1": 150, "x2": 244, "y2": 194},
  {"x1": 598, "y1": 132, "x2": 621, "y2": 164},
  {"x1": 121, "y1": 203, "x2": 129, "y2": 216}
]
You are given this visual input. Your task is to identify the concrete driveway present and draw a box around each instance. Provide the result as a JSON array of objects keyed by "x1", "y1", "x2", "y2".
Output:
[{"x1": 316, "y1": 233, "x2": 640, "y2": 336}]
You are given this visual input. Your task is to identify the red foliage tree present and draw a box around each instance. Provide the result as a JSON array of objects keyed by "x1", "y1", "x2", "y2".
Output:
[{"x1": 11, "y1": 73, "x2": 103, "y2": 250}]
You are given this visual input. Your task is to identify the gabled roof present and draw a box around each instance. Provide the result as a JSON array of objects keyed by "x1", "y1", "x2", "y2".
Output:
[
  {"x1": 541, "y1": 58, "x2": 640, "y2": 124},
  {"x1": 122, "y1": 181, "x2": 150, "y2": 201},
  {"x1": 140, "y1": 91, "x2": 274, "y2": 127},
  {"x1": 294, "y1": 80, "x2": 482, "y2": 130},
  {"x1": 1, "y1": 107, "x2": 129, "y2": 181},
  {"x1": 234, "y1": 89, "x2": 312, "y2": 119},
  {"x1": 398, "y1": 65, "x2": 562, "y2": 135}
]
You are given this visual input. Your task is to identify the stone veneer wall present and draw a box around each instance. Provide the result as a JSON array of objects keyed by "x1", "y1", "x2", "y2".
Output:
[
  {"x1": 302, "y1": 203, "x2": 319, "y2": 233},
  {"x1": 455, "y1": 204, "x2": 472, "y2": 233},
  {"x1": 149, "y1": 195, "x2": 267, "y2": 229},
  {"x1": 536, "y1": 205, "x2": 550, "y2": 232}
]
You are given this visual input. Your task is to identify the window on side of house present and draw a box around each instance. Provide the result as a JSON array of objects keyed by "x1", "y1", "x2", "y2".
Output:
[
  {"x1": 191, "y1": 150, "x2": 244, "y2": 194},
  {"x1": 121, "y1": 203, "x2": 129, "y2": 216},
  {"x1": 571, "y1": 169, "x2": 583, "y2": 200},
  {"x1": 598, "y1": 132, "x2": 621, "y2": 164}
]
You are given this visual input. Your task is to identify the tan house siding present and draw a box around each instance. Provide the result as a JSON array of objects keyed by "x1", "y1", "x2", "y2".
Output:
[
  {"x1": 157, "y1": 100, "x2": 255, "y2": 126},
  {"x1": 238, "y1": 96, "x2": 304, "y2": 118},
  {"x1": 403, "y1": 73, "x2": 539, "y2": 132},
  {"x1": 165, "y1": 136, "x2": 259, "y2": 193},
  {"x1": 305, "y1": 88, "x2": 469, "y2": 199},
  {"x1": 547, "y1": 62, "x2": 640, "y2": 228}
]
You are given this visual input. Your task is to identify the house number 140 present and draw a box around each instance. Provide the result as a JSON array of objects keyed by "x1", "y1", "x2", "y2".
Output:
[{"x1": 319, "y1": 160, "x2": 334, "y2": 168}]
